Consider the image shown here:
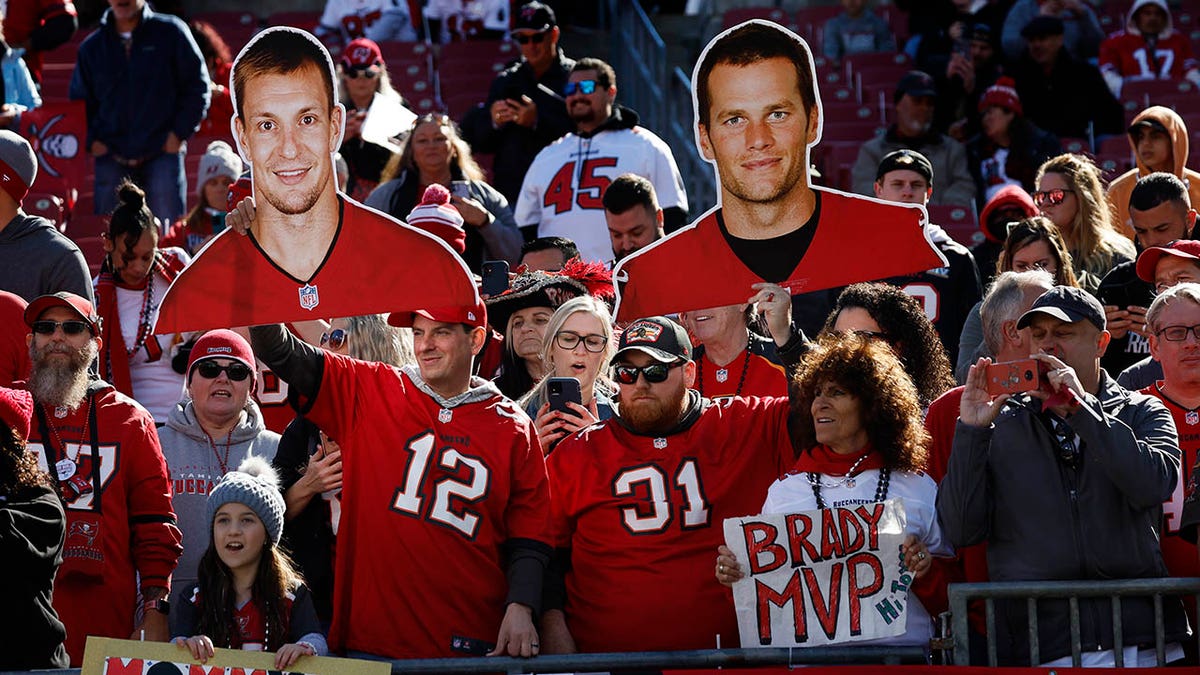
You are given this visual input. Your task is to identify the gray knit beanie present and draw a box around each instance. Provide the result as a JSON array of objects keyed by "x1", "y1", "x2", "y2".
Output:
[
  {"x1": 207, "y1": 456, "x2": 285, "y2": 544},
  {"x1": 195, "y1": 140, "x2": 243, "y2": 196}
]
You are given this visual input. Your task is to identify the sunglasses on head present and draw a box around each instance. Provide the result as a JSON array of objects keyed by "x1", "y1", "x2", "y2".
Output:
[
  {"x1": 1032, "y1": 188, "x2": 1073, "y2": 207},
  {"x1": 345, "y1": 66, "x2": 379, "y2": 79},
  {"x1": 513, "y1": 31, "x2": 548, "y2": 45},
  {"x1": 563, "y1": 80, "x2": 598, "y2": 96},
  {"x1": 195, "y1": 361, "x2": 253, "y2": 382},
  {"x1": 613, "y1": 360, "x2": 684, "y2": 385},
  {"x1": 31, "y1": 320, "x2": 92, "y2": 336},
  {"x1": 321, "y1": 329, "x2": 347, "y2": 350}
]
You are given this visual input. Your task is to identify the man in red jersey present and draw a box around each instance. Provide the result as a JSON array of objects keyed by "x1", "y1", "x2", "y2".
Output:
[
  {"x1": 23, "y1": 292, "x2": 181, "y2": 666},
  {"x1": 541, "y1": 284, "x2": 801, "y2": 653},
  {"x1": 1144, "y1": 282, "x2": 1200, "y2": 589},
  {"x1": 613, "y1": 20, "x2": 944, "y2": 322},
  {"x1": 679, "y1": 303, "x2": 788, "y2": 400},
  {"x1": 155, "y1": 27, "x2": 477, "y2": 333},
  {"x1": 249, "y1": 297, "x2": 550, "y2": 660}
]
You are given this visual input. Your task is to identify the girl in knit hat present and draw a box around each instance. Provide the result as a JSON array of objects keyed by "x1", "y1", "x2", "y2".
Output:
[
  {"x1": 162, "y1": 141, "x2": 244, "y2": 256},
  {"x1": 171, "y1": 457, "x2": 327, "y2": 669}
]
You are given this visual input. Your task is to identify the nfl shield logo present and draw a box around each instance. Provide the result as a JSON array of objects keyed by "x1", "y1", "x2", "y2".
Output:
[
  {"x1": 653, "y1": 437, "x2": 667, "y2": 449},
  {"x1": 298, "y1": 284, "x2": 320, "y2": 311},
  {"x1": 1187, "y1": 411, "x2": 1199, "y2": 426}
]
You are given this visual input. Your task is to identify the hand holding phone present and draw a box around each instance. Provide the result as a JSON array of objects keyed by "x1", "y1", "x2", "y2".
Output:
[
  {"x1": 548, "y1": 377, "x2": 583, "y2": 417},
  {"x1": 985, "y1": 358, "x2": 1040, "y2": 396}
]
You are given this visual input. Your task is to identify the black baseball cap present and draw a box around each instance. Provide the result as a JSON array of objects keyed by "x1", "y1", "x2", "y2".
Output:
[
  {"x1": 513, "y1": 2, "x2": 556, "y2": 32},
  {"x1": 1017, "y1": 286, "x2": 1106, "y2": 331},
  {"x1": 895, "y1": 71, "x2": 937, "y2": 101},
  {"x1": 876, "y1": 149, "x2": 934, "y2": 185},
  {"x1": 1021, "y1": 16, "x2": 1065, "y2": 39},
  {"x1": 612, "y1": 317, "x2": 692, "y2": 364}
]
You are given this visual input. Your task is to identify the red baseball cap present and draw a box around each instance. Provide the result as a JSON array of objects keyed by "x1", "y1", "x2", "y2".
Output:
[
  {"x1": 187, "y1": 329, "x2": 256, "y2": 374},
  {"x1": 1136, "y1": 240, "x2": 1200, "y2": 283},
  {"x1": 23, "y1": 292, "x2": 100, "y2": 334},
  {"x1": 389, "y1": 298, "x2": 487, "y2": 330},
  {"x1": 0, "y1": 385, "x2": 33, "y2": 440},
  {"x1": 341, "y1": 38, "x2": 383, "y2": 70}
]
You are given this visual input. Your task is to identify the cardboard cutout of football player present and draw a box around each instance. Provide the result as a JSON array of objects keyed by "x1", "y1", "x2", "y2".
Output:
[
  {"x1": 612, "y1": 21, "x2": 946, "y2": 322},
  {"x1": 153, "y1": 27, "x2": 477, "y2": 334}
]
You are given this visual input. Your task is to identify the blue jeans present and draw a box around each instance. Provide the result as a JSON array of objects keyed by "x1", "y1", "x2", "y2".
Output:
[{"x1": 93, "y1": 150, "x2": 186, "y2": 225}]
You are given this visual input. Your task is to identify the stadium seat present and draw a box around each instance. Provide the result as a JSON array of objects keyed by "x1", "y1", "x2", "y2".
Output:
[
  {"x1": 819, "y1": 140, "x2": 867, "y2": 192},
  {"x1": 1121, "y1": 79, "x2": 1195, "y2": 109},
  {"x1": 722, "y1": 8, "x2": 787, "y2": 30},
  {"x1": 1094, "y1": 152, "x2": 1133, "y2": 179},
  {"x1": 793, "y1": 6, "x2": 845, "y2": 30},
  {"x1": 926, "y1": 204, "x2": 980, "y2": 248},
  {"x1": 1098, "y1": 134, "x2": 1131, "y2": 157},
  {"x1": 1060, "y1": 137, "x2": 1090, "y2": 154},
  {"x1": 843, "y1": 51, "x2": 911, "y2": 74},
  {"x1": 72, "y1": 235, "x2": 106, "y2": 274},
  {"x1": 26, "y1": 192, "x2": 67, "y2": 232},
  {"x1": 265, "y1": 11, "x2": 321, "y2": 31}
]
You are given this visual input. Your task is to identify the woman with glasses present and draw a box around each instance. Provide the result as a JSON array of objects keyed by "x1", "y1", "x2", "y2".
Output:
[
  {"x1": 821, "y1": 283, "x2": 956, "y2": 409},
  {"x1": 1035, "y1": 154, "x2": 1135, "y2": 294},
  {"x1": 366, "y1": 114, "x2": 522, "y2": 273},
  {"x1": 519, "y1": 296, "x2": 617, "y2": 452},
  {"x1": 956, "y1": 216, "x2": 1081, "y2": 380},
  {"x1": 714, "y1": 334, "x2": 950, "y2": 648},
  {"x1": 336, "y1": 38, "x2": 417, "y2": 201},
  {"x1": 158, "y1": 330, "x2": 281, "y2": 616},
  {"x1": 94, "y1": 180, "x2": 191, "y2": 423},
  {"x1": 271, "y1": 313, "x2": 414, "y2": 625}
]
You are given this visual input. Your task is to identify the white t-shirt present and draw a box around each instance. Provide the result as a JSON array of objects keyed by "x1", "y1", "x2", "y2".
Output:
[
  {"x1": 515, "y1": 125, "x2": 688, "y2": 264},
  {"x1": 761, "y1": 467, "x2": 951, "y2": 648}
]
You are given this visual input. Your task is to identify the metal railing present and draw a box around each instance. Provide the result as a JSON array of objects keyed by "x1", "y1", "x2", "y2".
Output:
[{"x1": 947, "y1": 577, "x2": 1200, "y2": 667}]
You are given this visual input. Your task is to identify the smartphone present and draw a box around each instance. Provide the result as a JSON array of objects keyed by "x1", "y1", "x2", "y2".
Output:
[
  {"x1": 1103, "y1": 281, "x2": 1155, "y2": 313},
  {"x1": 985, "y1": 358, "x2": 1040, "y2": 396},
  {"x1": 548, "y1": 377, "x2": 583, "y2": 417},
  {"x1": 450, "y1": 181, "x2": 471, "y2": 199},
  {"x1": 481, "y1": 260, "x2": 509, "y2": 296}
]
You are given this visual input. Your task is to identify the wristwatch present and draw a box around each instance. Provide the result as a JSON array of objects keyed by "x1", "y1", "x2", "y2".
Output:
[{"x1": 143, "y1": 598, "x2": 170, "y2": 615}]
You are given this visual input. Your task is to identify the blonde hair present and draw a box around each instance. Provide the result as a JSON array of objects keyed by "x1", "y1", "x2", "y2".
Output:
[
  {"x1": 1036, "y1": 154, "x2": 1129, "y2": 276},
  {"x1": 519, "y1": 296, "x2": 616, "y2": 411}
]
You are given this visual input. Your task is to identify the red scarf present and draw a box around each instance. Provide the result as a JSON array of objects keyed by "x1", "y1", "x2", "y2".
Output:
[
  {"x1": 95, "y1": 250, "x2": 186, "y2": 396},
  {"x1": 791, "y1": 443, "x2": 886, "y2": 475}
]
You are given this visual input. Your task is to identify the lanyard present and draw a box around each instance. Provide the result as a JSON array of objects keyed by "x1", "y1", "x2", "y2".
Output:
[{"x1": 35, "y1": 391, "x2": 104, "y2": 512}]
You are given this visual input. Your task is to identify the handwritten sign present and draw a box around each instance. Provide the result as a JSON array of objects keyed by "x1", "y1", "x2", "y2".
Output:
[
  {"x1": 81, "y1": 637, "x2": 388, "y2": 675},
  {"x1": 722, "y1": 499, "x2": 911, "y2": 647}
]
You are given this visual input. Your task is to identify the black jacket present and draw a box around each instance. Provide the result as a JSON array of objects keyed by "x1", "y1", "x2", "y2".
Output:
[
  {"x1": 0, "y1": 483, "x2": 68, "y2": 669},
  {"x1": 461, "y1": 50, "x2": 575, "y2": 203},
  {"x1": 1012, "y1": 48, "x2": 1123, "y2": 140},
  {"x1": 1097, "y1": 260, "x2": 1157, "y2": 376}
]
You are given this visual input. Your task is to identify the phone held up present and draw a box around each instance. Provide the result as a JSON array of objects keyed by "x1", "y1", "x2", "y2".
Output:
[
  {"x1": 985, "y1": 358, "x2": 1040, "y2": 396},
  {"x1": 481, "y1": 260, "x2": 510, "y2": 296},
  {"x1": 548, "y1": 377, "x2": 583, "y2": 418}
]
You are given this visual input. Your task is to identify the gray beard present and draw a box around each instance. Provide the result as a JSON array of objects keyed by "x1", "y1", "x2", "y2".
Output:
[{"x1": 28, "y1": 341, "x2": 96, "y2": 409}]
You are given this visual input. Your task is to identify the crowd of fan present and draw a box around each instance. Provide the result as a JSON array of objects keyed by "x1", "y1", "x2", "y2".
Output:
[{"x1": 2, "y1": 0, "x2": 1200, "y2": 671}]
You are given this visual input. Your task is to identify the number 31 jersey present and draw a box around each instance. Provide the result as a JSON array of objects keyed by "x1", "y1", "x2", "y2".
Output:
[
  {"x1": 307, "y1": 354, "x2": 551, "y2": 659},
  {"x1": 547, "y1": 395, "x2": 793, "y2": 652},
  {"x1": 515, "y1": 111, "x2": 688, "y2": 264}
]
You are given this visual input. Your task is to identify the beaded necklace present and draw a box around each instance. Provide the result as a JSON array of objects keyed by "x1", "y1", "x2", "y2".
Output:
[
  {"x1": 125, "y1": 260, "x2": 159, "y2": 358},
  {"x1": 697, "y1": 346, "x2": 751, "y2": 398},
  {"x1": 806, "y1": 451, "x2": 891, "y2": 509},
  {"x1": 204, "y1": 427, "x2": 236, "y2": 475},
  {"x1": 43, "y1": 396, "x2": 94, "y2": 480}
]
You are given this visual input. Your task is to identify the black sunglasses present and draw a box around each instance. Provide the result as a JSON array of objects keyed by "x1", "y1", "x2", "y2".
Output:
[
  {"x1": 195, "y1": 361, "x2": 253, "y2": 382},
  {"x1": 564, "y1": 80, "x2": 598, "y2": 96},
  {"x1": 345, "y1": 66, "x2": 379, "y2": 79},
  {"x1": 31, "y1": 320, "x2": 92, "y2": 336},
  {"x1": 321, "y1": 329, "x2": 347, "y2": 350},
  {"x1": 613, "y1": 360, "x2": 684, "y2": 385},
  {"x1": 513, "y1": 31, "x2": 548, "y2": 45}
]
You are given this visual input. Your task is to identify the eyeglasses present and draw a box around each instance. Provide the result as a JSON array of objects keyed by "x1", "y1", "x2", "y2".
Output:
[
  {"x1": 1156, "y1": 324, "x2": 1200, "y2": 341},
  {"x1": 563, "y1": 80, "x2": 598, "y2": 96},
  {"x1": 345, "y1": 67, "x2": 379, "y2": 80},
  {"x1": 31, "y1": 320, "x2": 92, "y2": 336},
  {"x1": 555, "y1": 330, "x2": 607, "y2": 353},
  {"x1": 194, "y1": 361, "x2": 253, "y2": 381},
  {"x1": 613, "y1": 360, "x2": 684, "y2": 385},
  {"x1": 1032, "y1": 188, "x2": 1073, "y2": 207},
  {"x1": 513, "y1": 31, "x2": 548, "y2": 45},
  {"x1": 321, "y1": 329, "x2": 347, "y2": 350}
]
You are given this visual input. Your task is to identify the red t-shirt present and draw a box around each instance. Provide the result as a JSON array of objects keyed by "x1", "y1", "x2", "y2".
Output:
[
  {"x1": 613, "y1": 191, "x2": 944, "y2": 322},
  {"x1": 547, "y1": 395, "x2": 794, "y2": 652},
  {"x1": 27, "y1": 383, "x2": 182, "y2": 665},
  {"x1": 306, "y1": 356, "x2": 550, "y2": 658},
  {"x1": 693, "y1": 340, "x2": 788, "y2": 401},
  {"x1": 155, "y1": 198, "x2": 478, "y2": 333},
  {"x1": 1142, "y1": 383, "x2": 1200, "y2": 582},
  {"x1": 1099, "y1": 31, "x2": 1199, "y2": 81}
]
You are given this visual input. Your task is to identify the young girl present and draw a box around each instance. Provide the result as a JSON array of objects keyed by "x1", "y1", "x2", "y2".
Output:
[
  {"x1": 162, "y1": 141, "x2": 243, "y2": 256},
  {"x1": 171, "y1": 458, "x2": 327, "y2": 669}
]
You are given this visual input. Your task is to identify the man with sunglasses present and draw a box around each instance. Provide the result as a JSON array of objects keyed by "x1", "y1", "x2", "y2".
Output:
[
  {"x1": 21, "y1": 291, "x2": 182, "y2": 665},
  {"x1": 943, "y1": 285, "x2": 1187, "y2": 666},
  {"x1": 461, "y1": 1, "x2": 575, "y2": 205},
  {"x1": 158, "y1": 329, "x2": 280, "y2": 614},
  {"x1": 541, "y1": 287, "x2": 802, "y2": 654},
  {"x1": 154, "y1": 27, "x2": 478, "y2": 334},
  {"x1": 1143, "y1": 283, "x2": 1200, "y2": 620},
  {"x1": 516, "y1": 57, "x2": 688, "y2": 263},
  {"x1": 249, "y1": 298, "x2": 550, "y2": 660}
]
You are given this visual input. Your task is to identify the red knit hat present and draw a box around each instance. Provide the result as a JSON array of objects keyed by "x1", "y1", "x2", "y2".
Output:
[
  {"x1": 187, "y1": 329, "x2": 256, "y2": 375},
  {"x1": 407, "y1": 184, "x2": 467, "y2": 254},
  {"x1": 979, "y1": 77, "x2": 1022, "y2": 116},
  {"x1": 0, "y1": 386, "x2": 33, "y2": 440}
]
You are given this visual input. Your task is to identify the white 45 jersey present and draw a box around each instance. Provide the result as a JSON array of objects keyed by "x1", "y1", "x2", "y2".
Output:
[{"x1": 516, "y1": 127, "x2": 688, "y2": 263}]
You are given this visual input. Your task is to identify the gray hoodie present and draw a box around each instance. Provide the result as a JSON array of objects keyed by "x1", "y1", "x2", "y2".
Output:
[
  {"x1": 0, "y1": 213, "x2": 93, "y2": 303},
  {"x1": 158, "y1": 399, "x2": 280, "y2": 608}
]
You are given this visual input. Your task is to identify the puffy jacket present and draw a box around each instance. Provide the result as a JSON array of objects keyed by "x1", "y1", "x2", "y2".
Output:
[
  {"x1": 938, "y1": 372, "x2": 1189, "y2": 665},
  {"x1": 68, "y1": 3, "x2": 209, "y2": 159}
]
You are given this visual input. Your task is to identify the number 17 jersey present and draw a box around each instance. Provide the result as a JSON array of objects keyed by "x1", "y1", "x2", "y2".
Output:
[{"x1": 547, "y1": 395, "x2": 793, "y2": 652}]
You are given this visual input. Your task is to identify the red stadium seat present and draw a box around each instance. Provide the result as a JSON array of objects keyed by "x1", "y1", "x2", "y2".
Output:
[
  {"x1": 815, "y1": 140, "x2": 861, "y2": 191},
  {"x1": 722, "y1": 8, "x2": 787, "y2": 30},
  {"x1": 72, "y1": 235, "x2": 106, "y2": 274},
  {"x1": 1098, "y1": 134, "x2": 1132, "y2": 157},
  {"x1": 1094, "y1": 152, "x2": 1133, "y2": 180},
  {"x1": 793, "y1": 5, "x2": 845, "y2": 29},
  {"x1": 1121, "y1": 79, "x2": 1196, "y2": 108},
  {"x1": 926, "y1": 204, "x2": 980, "y2": 248},
  {"x1": 1060, "y1": 137, "x2": 1090, "y2": 154},
  {"x1": 843, "y1": 51, "x2": 911, "y2": 74},
  {"x1": 26, "y1": 192, "x2": 67, "y2": 232}
]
